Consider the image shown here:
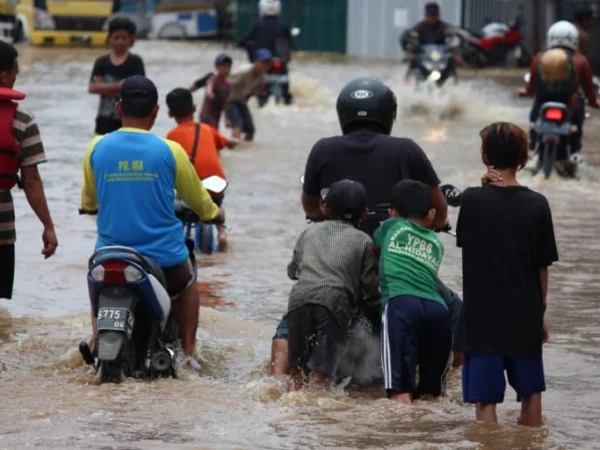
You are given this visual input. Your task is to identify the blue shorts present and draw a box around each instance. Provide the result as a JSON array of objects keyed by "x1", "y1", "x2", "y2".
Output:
[
  {"x1": 273, "y1": 314, "x2": 288, "y2": 340},
  {"x1": 382, "y1": 295, "x2": 452, "y2": 398},
  {"x1": 462, "y1": 354, "x2": 546, "y2": 404},
  {"x1": 227, "y1": 101, "x2": 255, "y2": 135}
]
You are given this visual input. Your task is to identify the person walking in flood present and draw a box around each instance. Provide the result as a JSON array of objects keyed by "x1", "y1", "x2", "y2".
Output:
[
  {"x1": 88, "y1": 17, "x2": 145, "y2": 135},
  {"x1": 456, "y1": 123, "x2": 558, "y2": 427},
  {"x1": 0, "y1": 41, "x2": 58, "y2": 300}
]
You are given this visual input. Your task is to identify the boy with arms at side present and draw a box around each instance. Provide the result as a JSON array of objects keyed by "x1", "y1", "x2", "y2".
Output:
[
  {"x1": 88, "y1": 18, "x2": 145, "y2": 135},
  {"x1": 166, "y1": 88, "x2": 238, "y2": 249},
  {"x1": 188, "y1": 53, "x2": 233, "y2": 131},
  {"x1": 287, "y1": 180, "x2": 379, "y2": 391},
  {"x1": 374, "y1": 180, "x2": 452, "y2": 405},
  {"x1": 457, "y1": 122, "x2": 558, "y2": 427}
]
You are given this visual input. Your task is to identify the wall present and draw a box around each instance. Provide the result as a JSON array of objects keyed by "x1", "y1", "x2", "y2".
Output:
[
  {"x1": 346, "y1": 0, "x2": 462, "y2": 60},
  {"x1": 235, "y1": 0, "x2": 347, "y2": 53}
]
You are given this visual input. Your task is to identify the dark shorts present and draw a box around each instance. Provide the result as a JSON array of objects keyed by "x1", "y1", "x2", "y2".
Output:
[
  {"x1": 161, "y1": 260, "x2": 194, "y2": 298},
  {"x1": 382, "y1": 295, "x2": 452, "y2": 398},
  {"x1": 226, "y1": 101, "x2": 255, "y2": 135},
  {"x1": 288, "y1": 304, "x2": 345, "y2": 377},
  {"x1": 0, "y1": 244, "x2": 15, "y2": 299},
  {"x1": 95, "y1": 117, "x2": 122, "y2": 135},
  {"x1": 273, "y1": 314, "x2": 288, "y2": 340},
  {"x1": 462, "y1": 354, "x2": 546, "y2": 404}
]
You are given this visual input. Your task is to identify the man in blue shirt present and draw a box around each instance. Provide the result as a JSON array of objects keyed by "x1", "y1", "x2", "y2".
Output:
[{"x1": 80, "y1": 75, "x2": 223, "y2": 359}]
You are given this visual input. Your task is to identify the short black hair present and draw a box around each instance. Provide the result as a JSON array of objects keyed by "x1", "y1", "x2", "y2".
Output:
[
  {"x1": 0, "y1": 41, "x2": 18, "y2": 72},
  {"x1": 108, "y1": 17, "x2": 137, "y2": 36},
  {"x1": 390, "y1": 180, "x2": 432, "y2": 218},
  {"x1": 166, "y1": 88, "x2": 194, "y2": 118},
  {"x1": 425, "y1": 2, "x2": 440, "y2": 14},
  {"x1": 574, "y1": 8, "x2": 594, "y2": 24},
  {"x1": 120, "y1": 95, "x2": 155, "y2": 118},
  {"x1": 479, "y1": 122, "x2": 528, "y2": 170}
]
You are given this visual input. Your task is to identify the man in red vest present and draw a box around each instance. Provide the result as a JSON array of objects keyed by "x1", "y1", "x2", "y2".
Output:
[{"x1": 0, "y1": 41, "x2": 57, "y2": 300}]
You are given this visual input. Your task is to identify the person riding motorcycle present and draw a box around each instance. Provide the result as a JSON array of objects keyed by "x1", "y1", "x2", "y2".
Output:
[
  {"x1": 271, "y1": 77, "x2": 464, "y2": 377},
  {"x1": 238, "y1": 0, "x2": 293, "y2": 105},
  {"x1": 401, "y1": 3, "x2": 461, "y2": 78},
  {"x1": 523, "y1": 21, "x2": 599, "y2": 168},
  {"x1": 80, "y1": 76, "x2": 224, "y2": 363},
  {"x1": 239, "y1": 0, "x2": 293, "y2": 63}
]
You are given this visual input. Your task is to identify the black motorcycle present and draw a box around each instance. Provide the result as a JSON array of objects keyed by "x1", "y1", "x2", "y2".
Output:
[{"x1": 406, "y1": 44, "x2": 456, "y2": 89}]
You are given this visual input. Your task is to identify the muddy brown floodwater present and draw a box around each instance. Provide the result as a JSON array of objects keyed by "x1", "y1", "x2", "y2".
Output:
[{"x1": 1, "y1": 40, "x2": 600, "y2": 450}]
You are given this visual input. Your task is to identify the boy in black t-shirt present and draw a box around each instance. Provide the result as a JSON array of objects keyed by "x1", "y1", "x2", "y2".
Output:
[
  {"x1": 88, "y1": 18, "x2": 145, "y2": 135},
  {"x1": 456, "y1": 122, "x2": 558, "y2": 427}
]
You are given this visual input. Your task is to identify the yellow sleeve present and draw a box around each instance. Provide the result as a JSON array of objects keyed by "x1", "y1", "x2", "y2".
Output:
[
  {"x1": 80, "y1": 135, "x2": 103, "y2": 212},
  {"x1": 168, "y1": 139, "x2": 219, "y2": 221}
]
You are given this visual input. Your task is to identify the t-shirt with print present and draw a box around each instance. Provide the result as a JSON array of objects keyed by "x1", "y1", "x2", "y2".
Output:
[
  {"x1": 166, "y1": 121, "x2": 227, "y2": 180},
  {"x1": 373, "y1": 218, "x2": 445, "y2": 309},
  {"x1": 456, "y1": 185, "x2": 558, "y2": 358},
  {"x1": 200, "y1": 74, "x2": 230, "y2": 127},
  {"x1": 227, "y1": 68, "x2": 265, "y2": 103},
  {"x1": 90, "y1": 53, "x2": 145, "y2": 135},
  {"x1": 0, "y1": 107, "x2": 47, "y2": 246}
]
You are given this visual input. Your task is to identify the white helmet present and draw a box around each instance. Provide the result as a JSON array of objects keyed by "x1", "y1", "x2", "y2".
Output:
[
  {"x1": 547, "y1": 20, "x2": 579, "y2": 51},
  {"x1": 259, "y1": 0, "x2": 281, "y2": 17}
]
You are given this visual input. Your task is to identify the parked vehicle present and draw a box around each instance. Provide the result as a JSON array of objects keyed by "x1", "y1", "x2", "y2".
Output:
[
  {"x1": 18, "y1": 0, "x2": 115, "y2": 46},
  {"x1": 150, "y1": 1, "x2": 218, "y2": 40},
  {"x1": 455, "y1": 6, "x2": 530, "y2": 68},
  {"x1": 0, "y1": 0, "x2": 17, "y2": 43}
]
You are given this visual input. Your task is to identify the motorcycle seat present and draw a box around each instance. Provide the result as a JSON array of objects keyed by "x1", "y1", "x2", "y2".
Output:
[{"x1": 92, "y1": 250, "x2": 168, "y2": 289}]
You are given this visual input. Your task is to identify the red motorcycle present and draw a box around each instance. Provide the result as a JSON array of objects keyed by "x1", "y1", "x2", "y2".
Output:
[{"x1": 455, "y1": 6, "x2": 530, "y2": 68}]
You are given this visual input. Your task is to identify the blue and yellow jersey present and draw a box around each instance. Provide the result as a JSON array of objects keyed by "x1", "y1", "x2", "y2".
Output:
[{"x1": 80, "y1": 128, "x2": 219, "y2": 267}]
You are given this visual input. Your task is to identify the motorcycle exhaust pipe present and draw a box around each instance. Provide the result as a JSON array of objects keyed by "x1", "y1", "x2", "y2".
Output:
[{"x1": 151, "y1": 349, "x2": 173, "y2": 373}]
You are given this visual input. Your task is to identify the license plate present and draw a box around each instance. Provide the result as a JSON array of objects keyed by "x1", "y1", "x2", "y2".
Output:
[
  {"x1": 267, "y1": 75, "x2": 288, "y2": 83},
  {"x1": 97, "y1": 307, "x2": 134, "y2": 339}
]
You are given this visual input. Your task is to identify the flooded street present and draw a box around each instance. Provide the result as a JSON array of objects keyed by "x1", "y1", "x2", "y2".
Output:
[{"x1": 1, "y1": 40, "x2": 600, "y2": 449}]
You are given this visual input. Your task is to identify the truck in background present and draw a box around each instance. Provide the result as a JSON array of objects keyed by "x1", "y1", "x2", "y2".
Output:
[{"x1": 0, "y1": 0, "x2": 17, "y2": 43}]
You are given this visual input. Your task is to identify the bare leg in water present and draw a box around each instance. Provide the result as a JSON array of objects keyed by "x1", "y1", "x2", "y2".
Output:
[
  {"x1": 171, "y1": 280, "x2": 200, "y2": 356},
  {"x1": 271, "y1": 338, "x2": 289, "y2": 375}
]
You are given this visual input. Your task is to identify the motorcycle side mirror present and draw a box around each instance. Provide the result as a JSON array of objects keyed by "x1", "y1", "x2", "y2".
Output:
[
  {"x1": 202, "y1": 175, "x2": 228, "y2": 194},
  {"x1": 299, "y1": 175, "x2": 304, "y2": 184},
  {"x1": 440, "y1": 184, "x2": 462, "y2": 207},
  {"x1": 291, "y1": 27, "x2": 301, "y2": 37},
  {"x1": 524, "y1": 72, "x2": 530, "y2": 83}
]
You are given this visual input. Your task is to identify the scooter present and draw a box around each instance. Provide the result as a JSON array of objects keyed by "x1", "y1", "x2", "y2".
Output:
[
  {"x1": 78, "y1": 176, "x2": 226, "y2": 384},
  {"x1": 454, "y1": 6, "x2": 530, "y2": 68},
  {"x1": 180, "y1": 176, "x2": 229, "y2": 255},
  {"x1": 529, "y1": 102, "x2": 579, "y2": 179},
  {"x1": 405, "y1": 44, "x2": 455, "y2": 89}
]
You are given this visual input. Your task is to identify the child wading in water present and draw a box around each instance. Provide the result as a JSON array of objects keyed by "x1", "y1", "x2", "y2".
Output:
[
  {"x1": 189, "y1": 53, "x2": 232, "y2": 132},
  {"x1": 374, "y1": 180, "x2": 452, "y2": 404},
  {"x1": 88, "y1": 18, "x2": 145, "y2": 135},
  {"x1": 456, "y1": 122, "x2": 558, "y2": 426},
  {"x1": 287, "y1": 180, "x2": 379, "y2": 390}
]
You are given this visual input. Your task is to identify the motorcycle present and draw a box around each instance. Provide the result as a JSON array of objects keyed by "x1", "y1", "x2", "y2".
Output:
[
  {"x1": 529, "y1": 102, "x2": 579, "y2": 179},
  {"x1": 454, "y1": 6, "x2": 530, "y2": 68},
  {"x1": 250, "y1": 27, "x2": 301, "y2": 107},
  {"x1": 257, "y1": 56, "x2": 291, "y2": 106},
  {"x1": 180, "y1": 176, "x2": 229, "y2": 255},
  {"x1": 405, "y1": 44, "x2": 456, "y2": 89},
  {"x1": 78, "y1": 176, "x2": 227, "y2": 384}
]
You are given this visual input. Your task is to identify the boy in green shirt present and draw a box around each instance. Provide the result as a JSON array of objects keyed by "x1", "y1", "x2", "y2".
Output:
[{"x1": 373, "y1": 180, "x2": 452, "y2": 404}]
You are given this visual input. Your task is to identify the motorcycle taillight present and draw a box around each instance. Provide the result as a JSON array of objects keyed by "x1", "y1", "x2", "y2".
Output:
[
  {"x1": 102, "y1": 261, "x2": 128, "y2": 285},
  {"x1": 272, "y1": 60, "x2": 282, "y2": 72},
  {"x1": 544, "y1": 108, "x2": 563, "y2": 121}
]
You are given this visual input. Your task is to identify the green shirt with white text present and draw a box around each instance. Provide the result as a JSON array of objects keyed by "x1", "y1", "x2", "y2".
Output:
[{"x1": 373, "y1": 218, "x2": 445, "y2": 309}]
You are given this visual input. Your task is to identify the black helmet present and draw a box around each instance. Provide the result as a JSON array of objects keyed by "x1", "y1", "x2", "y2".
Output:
[{"x1": 336, "y1": 77, "x2": 397, "y2": 135}]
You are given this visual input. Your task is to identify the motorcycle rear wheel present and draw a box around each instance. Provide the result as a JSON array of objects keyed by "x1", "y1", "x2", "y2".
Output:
[{"x1": 542, "y1": 143, "x2": 556, "y2": 179}]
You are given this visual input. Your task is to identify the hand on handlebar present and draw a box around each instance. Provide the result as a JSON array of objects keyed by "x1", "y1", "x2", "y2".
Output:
[{"x1": 210, "y1": 208, "x2": 225, "y2": 225}]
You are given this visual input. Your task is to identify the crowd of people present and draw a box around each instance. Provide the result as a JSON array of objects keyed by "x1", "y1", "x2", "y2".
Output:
[{"x1": 5, "y1": 0, "x2": 600, "y2": 431}]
